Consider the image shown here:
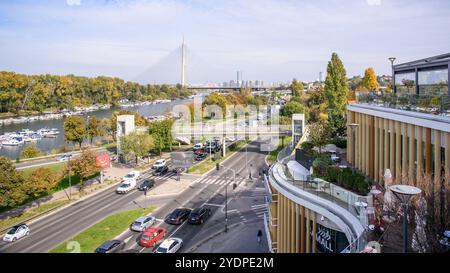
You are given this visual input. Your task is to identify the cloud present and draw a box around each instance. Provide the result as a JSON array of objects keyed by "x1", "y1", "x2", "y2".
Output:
[{"x1": 66, "y1": 0, "x2": 81, "y2": 6}]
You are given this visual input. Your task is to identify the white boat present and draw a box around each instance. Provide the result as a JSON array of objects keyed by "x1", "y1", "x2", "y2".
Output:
[{"x1": 2, "y1": 137, "x2": 24, "y2": 146}]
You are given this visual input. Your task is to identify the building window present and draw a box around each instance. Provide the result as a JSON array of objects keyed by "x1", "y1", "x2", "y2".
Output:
[
  {"x1": 418, "y1": 68, "x2": 448, "y2": 96},
  {"x1": 395, "y1": 72, "x2": 416, "y2": 94}
]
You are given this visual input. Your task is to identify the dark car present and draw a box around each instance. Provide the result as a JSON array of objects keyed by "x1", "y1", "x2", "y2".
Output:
[
  {"x1": 195, "y1": 153, "x2": 207, "y2": 161},
  {"x1": 95, "y1": 240, "x2": 126, "y2": 253},
  {"x1": 172, "y1": 167, "x2": 185, "y2": 174},
  {"x1": 153, "y1": 166, "x2": 169, "y2": 176},
  {"x1": 165, "y1": 208, "x2": 192, "y2": 225},
  {"x1": 138, "y1": 179, "x2": 155, "y2": 191},
  {"x1": 188, "y1": 207, "x2": 212, "y2": 224}
]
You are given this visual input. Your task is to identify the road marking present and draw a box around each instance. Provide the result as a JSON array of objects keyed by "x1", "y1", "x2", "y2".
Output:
[
  {"x1": 251, "y1": 204, "x2": 266, "y2": 208},
  {"x1": 203, "y1": 203, "x2": 223, "y2": 207}
]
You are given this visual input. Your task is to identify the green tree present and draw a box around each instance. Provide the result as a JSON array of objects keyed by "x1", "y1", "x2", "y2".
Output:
[
  {"x1": 149, "y1": 119, "x2": 174, "y2": 155},
  {"x1": 0, "y1": 156, "x2": 26, "y2": 208},
  {"x1": 290, "y1": 79, "x2": 304, "y2": 98},
  {"x1": 64, "y1": 115, "x2": 86, "y2": 148},
  {"x1": 324, "y1": 53, "x2": 349, "y2": 136},
  {"x1": 69, "y1": 149, "x2": 99, "y2": 189},
  {"x1": 120, "y1": 132, "x2": 154, "y2": 165},
  {"x1": 309, "y1": 122, "x2": 330, "y2": 154},
  {"x1": 20, "y1": 145, "x2": 42, "y2": 159},
  {"x1": 281, "y1": 101, "x2": 304, "y2": 117},
  {"x1": 87, "y1": 116, "x2": 105, "y2": 144},
  {"x1": 362, "y1": 67, "x2": 379, "y2": 91},
  {"x1": 25, "y1": 168, "x2": 58, "y2": 207}
]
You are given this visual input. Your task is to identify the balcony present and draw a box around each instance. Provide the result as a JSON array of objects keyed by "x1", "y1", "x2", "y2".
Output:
[{"x1": 356, "y1": 92, "x2": 450, "y2": 118}]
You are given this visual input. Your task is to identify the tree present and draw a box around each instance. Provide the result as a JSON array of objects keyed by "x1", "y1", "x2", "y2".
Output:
[
  {"x1": 0, "y1": 156, "x2": 26, "y2": 208},
  {"x1": 64, "y1": 115, "x2": 86, "y2": 148},
  {"x1": 290, "y1": 79, "x2": 304, "y2": 98},
  {"x1": 362, "y1": 67, "x2": 379, "y2": 91},
  {"x1": 25, "y1": 168, "x2": 58, "y2": 207},
  {"x1": 308, "y1": 122, "x2": 330, "y2": 154},
  {"x1": 87, "y1": 116, "x2": 105, "y2": 144},
  {"x1": 120, "y1": 132, "x2": 154, "y2": 165},
  {"x1": 20, "y1": 145, "x2": 42, "y2": 159},
  {"x1": 149, "y1": 120, "x2": 173, "y2": 156},
  {"x1": 324, "y1": 53, "x2": 349, "y2": 136},
  {"x1": 281, "y1": 101, "x2": 304, "y2": 117},
  {"x1": 69, "y1": 149, "x2": 98, "y2": 189}
]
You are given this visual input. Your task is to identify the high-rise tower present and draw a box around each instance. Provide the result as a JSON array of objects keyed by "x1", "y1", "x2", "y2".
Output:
[{"x1": 181, "y1": 36, "x2": 186, "y2": 87}]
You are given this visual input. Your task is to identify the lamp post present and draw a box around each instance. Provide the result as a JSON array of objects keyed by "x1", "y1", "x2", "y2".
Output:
[
  {"x1": 388, "y1": 57, "x2": 396, "y2": 93},
  {"x1": 348, "y1": 123, "x2": 359, "y2": 173},
  {"x1": 390, "y1": 184, "x2": 421, "y2": 253}
]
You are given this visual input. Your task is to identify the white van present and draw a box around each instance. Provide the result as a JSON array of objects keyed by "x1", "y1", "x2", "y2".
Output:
[
  {"x1": 116, "y1": 179, "x2": 137, "y2": 194},
  {"x1": 193, "y1": 143, "x2": 204, "y2": 150}
]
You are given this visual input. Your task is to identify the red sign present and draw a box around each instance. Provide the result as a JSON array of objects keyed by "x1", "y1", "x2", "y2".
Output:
[{"x1": 96, "y1": 152, "x2": 110, "y2": 170}]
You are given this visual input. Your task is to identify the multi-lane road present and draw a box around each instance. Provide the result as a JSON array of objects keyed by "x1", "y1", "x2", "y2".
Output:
[{"x1": 0, "y1": 140, "x2": 269, "y2": 253}]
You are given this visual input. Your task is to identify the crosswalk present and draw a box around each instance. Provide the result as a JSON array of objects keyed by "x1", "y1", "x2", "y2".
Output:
[
  {"x1": 193, "y1": 175, "x2": 247, "y2": 186},
  {"x1": 251, "y1": 203, "x2": 268, "y2": 218}
]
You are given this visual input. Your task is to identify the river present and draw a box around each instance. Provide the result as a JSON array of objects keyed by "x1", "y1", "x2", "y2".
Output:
[{"x1": 0, "y1": 98, "x2": 195, "y2": 159}]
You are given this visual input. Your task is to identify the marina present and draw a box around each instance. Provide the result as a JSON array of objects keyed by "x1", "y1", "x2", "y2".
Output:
[{"x1": 0, "y1": 98, "x2": 197, "y2": 159}]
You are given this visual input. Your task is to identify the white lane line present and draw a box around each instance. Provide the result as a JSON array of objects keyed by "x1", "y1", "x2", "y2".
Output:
[
  {"x1": 203, "y1": 203, "x2": 223, "y2": 207},
  {"x1": 251, "y1": 204, "x2": 267, "y2": 208}
]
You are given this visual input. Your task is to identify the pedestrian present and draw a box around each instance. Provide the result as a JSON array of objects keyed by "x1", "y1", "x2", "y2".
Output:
[{"x1": 257, "y1": 229, "x2": 263, "y2": 245}]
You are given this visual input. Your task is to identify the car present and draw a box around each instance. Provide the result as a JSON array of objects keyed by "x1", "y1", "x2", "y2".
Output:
[
  {"x1": 193, "y1": 143, "x2": 204, "y2": 150},
  {"x1": 138, "y1": 227, "x2": 167, "y2": 248},
  {"x1": 122, "y1": 171, "x2": 140, "y2": 181},
  {"x1": 225, "y1": 136, "x2": 236, "y2": 142},
  {"x1": 95, "y1": 240, "x2": 125, "y2": 253},
  {"x1": 138, "y1": 179, "x2": 155, "y2": 191},
  {"x1": 57, "y1": 154, "x2": 73, "y2": 162},
  {"x1": 153, "y1": 165, "x2": 169, "y2": 176},
  {"x1": 152, "y1": 159, "x2": 167, "y2": 169},
  {"x1": 3, "y1": 223, "x2": 30, "y2": 242},
  {"x1": 154, "y1": 237, "x2": 183, "y2": 253},
  {"x1": 188, "y1": 207, "x2": 212, "y2": 224},
  {"x1": 116, "y1": 179, "x2": 137, "y2": 194},
  {"x1": 130, "y1": 216, "x2": 156, "y2": 232},
  {"x1": 195, "y1": 153, "x2": 207, "y2": 161},
  {"x1": 165, "y1": 208, "x2": 192, "y2": 225}
]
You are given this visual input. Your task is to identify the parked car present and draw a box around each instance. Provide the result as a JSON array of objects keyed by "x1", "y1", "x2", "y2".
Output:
[
  {"x1": 165, "y1": 208, "x2": 192, "y2": 225},
  {"x1": 188, "y1": 207, "x2": 212, "y2": 224},
  {"x1": 116, "y1": 179, "x2": 137, "y2": 194},
  {"x1": 154, "y1": 237, "x2": 183, "y2": 253},
  {"x1": 95, "y1": 240, "x2": 125, "y2": 253},
  {"x1": 57, "y1": 154, "x2": 73, "y2": 162},
  {"x1": 3, "y1": 223, "x2": 30, "y2": 242},
  {"x1": 225, "y1": 136, "x2": 236, "y2": 142},
  {"x1": 139, "y1": 227, "x2": 167, "y2": 248},
  {"x1": 193, "y1": 143, "x2": 204, "y2": 151},
  {"x1": 130, "y1": 216, "x2": 156, "y2": 232},
  {"x1": 195, "y1": 153, "x2": 207, "y2": 161},
  {"x1": 153, "y1": 165, "x2": 169, "y2": 176},
  {"x1": 152, "y1": 159, "x2": 167, "y2": 169},
  {"x1": 122, "y1": 171, "x2": 140, "y2": 181},
  {"x1": 138, "y1": 179, "x2": 155, "y2": 191}
]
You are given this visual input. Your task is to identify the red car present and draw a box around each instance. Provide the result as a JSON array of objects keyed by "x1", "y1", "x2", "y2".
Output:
[{"x1": 139, "y1": 227, "x2": 167, "y2": 248}]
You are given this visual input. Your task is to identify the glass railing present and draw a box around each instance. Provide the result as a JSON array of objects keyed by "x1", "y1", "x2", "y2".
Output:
[{"x1": 356, "y1": 92, "x2": 450, "y2": 117}]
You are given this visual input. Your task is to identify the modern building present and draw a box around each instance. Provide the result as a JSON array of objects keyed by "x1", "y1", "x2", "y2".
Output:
[
  {"x1": 347, "y1": 54, "x2": 450, "y2": 187},
  {"x1": 292, "y1": 114, "x2": 305, "y2": 144},
  {"x1": 116, "y1": 115, "x2": 135, "y2": 160}
]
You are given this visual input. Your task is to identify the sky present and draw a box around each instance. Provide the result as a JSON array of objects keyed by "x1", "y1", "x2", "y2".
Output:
[{"x1": 0, "y1": 0, "x2": 449, "y2": 84}]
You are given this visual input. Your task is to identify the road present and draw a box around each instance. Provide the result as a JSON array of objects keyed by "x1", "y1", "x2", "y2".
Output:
[{"x1": 0, "y1": 140, "x2": 268, "y2": 253}]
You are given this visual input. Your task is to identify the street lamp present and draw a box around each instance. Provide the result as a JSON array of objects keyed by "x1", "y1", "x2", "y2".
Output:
[
  {"x1": 216, "y1": 163, "x2": 236, "y2": 233},
  {"x1": 388, "y1": 57, "x2": 396, "y2": 93},
  {"x1": 348, "y1": 123, "x2": 359, "y2": 173},
  {"x1": 390, "y1": 184, "x2": 421, "y2": 253}
]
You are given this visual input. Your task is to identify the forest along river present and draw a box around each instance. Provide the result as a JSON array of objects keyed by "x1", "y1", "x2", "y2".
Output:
[{"x1": 0, "y1": 99, "x2": 194, "y2": 159}]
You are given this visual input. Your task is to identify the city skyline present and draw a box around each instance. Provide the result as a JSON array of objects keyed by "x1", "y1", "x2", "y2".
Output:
[{"x1": 0, "y1": 0, "x2": 449, "y2": 84}]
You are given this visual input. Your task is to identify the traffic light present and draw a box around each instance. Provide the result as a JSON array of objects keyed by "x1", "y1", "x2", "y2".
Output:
[
  {"x1": 232, "y1": 183, "x2": 237, "y2": 190},
  {"x1": 216, "y1": 163, "x2": 220, "y2": 171}
]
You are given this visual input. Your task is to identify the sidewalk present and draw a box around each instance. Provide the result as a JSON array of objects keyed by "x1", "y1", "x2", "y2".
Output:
[{"x1": 189, "y1": 220, "x2": 269, "y2": 253}]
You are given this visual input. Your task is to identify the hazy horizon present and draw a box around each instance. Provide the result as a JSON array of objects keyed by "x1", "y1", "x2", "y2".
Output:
[{"x1": 1, "y1": 0, "x2": 449, "y2": 84}]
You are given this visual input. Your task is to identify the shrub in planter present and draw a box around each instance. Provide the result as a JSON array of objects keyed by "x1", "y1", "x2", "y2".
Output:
[
  {"x1": 331, "y1": 137, "x2": 347, "y2": 149},
  {"x1": 312, "y1": 155, "x2": 333, "y2": 177},
  {"x1": 300, "y1": 141, "x2": 314, "y2": 153},
  {"x1": 324, "y1": 166, "x2": 340, "y2": 183}
]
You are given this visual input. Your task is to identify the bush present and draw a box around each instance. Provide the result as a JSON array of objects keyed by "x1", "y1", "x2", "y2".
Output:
[
  {"x1": 324, "y1": 166, "x2": 340, "y2": 183},
  {"x1": 312, "y1": 155, "x2": 333, "y2": 177},
  {"x1": 20, "y1": 145, "x2": 42, "y2": 159},
  {"x1": 300, "y1": 141, "x2": 314, "y2": 153},
  {"x1": 331, "y1": 137, "x2": 347, "y2": 149}
]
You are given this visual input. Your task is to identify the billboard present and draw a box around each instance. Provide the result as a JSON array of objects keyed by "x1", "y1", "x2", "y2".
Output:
[{"x1": 96, "y1": 152, "x2": 110, "y2": 170}]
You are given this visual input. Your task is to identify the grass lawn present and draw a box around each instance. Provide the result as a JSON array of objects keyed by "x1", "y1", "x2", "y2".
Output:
[
  {"x1": 188, "y1": 140, "x2": 248, "y2": 175},
  {"x1": 20, "y1": 162, "x2": 67, "y2": 177},
  {"x1": 0, "y1": 199, "x2": 70, "y2": 232},
  {"x1": 50, "y1": 206, "x2": 155, "y2": 253},
  {"x1": 267, "y1": 136, "x2": 292, "y2": 163}
]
